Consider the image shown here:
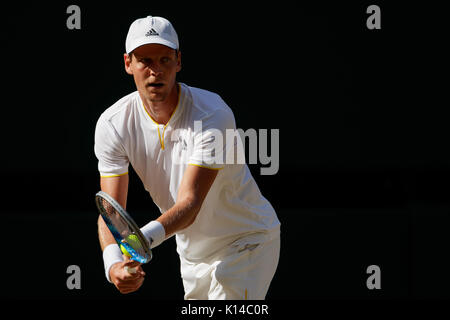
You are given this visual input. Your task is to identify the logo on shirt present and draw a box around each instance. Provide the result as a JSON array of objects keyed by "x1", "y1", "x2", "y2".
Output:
[
  {"x1": 146, "y1": 28, "x2": 159, "y2": 36},
  {"x1": 178, "y1": 136, "x2": 188, "y2": 151}
]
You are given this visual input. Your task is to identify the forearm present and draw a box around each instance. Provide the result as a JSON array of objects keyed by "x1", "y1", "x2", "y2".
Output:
[
  {"x1": 98, "y1": 174, "x2": 129, "y2": 251},
  {"x1": 149, "y1": 165, "x2": 217, "y2": 240},
  {"x1": 98, "y1": 215, "x2": 117, "y2": 251},
  {"x1": 156, "y1": 195, "x2": 201, "y2": 238}
]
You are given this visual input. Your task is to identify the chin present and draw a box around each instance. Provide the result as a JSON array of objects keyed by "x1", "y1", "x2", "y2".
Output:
[
  {"x1": 145, "y1": 91, "x2": 167, "y2": 102},
  {"x1": 149, "y1": 95, "x2": 167, "y2": 102}
]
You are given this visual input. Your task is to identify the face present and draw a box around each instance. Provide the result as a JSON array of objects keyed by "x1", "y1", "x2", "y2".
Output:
[{"x1": 124, "y1": 44, "x2": 181, "y2": 103}]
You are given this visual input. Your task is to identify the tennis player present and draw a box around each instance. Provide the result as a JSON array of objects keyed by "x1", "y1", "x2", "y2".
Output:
[{"x1": 95, "y1": 15, "x2": 281, "y2": 299}]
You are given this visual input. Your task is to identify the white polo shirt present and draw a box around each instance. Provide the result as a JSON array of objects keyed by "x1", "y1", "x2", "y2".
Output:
[{"x1": 94, "y1": 83, "x2": 280, "y2": 260}]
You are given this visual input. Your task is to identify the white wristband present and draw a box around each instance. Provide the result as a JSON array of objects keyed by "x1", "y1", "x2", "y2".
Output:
[
  {"x1": 103, "y1": 244, "x2": 124, "y2": 283},
  {"x1": 141, "y1": 220, "x2": 166, "y2": 249}
]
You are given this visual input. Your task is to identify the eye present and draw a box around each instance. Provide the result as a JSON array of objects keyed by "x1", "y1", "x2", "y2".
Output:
[
  {"x1": 139, "y1": 58, "x2": 152, "y2": 65},
  {"x1": 161, "y1": 57, "x2": 170, "y2": 64}
]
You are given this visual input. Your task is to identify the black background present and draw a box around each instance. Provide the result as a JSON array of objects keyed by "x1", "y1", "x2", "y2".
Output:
[{"x1": 0, "y1": 0, "x2": 449, "y2": 304}]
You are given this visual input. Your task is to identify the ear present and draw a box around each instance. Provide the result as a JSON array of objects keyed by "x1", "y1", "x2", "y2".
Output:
[
  {"x1": 176, "y1": 51, "x2": 182, "y2": 73},
  {"x1": 124, "y1": 53, "x2": 133, "y2": 75}
]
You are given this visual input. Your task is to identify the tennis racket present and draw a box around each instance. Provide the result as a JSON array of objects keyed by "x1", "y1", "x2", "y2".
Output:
[{"x1": 95, "y1": 191, "x2": 152, "y2": 273}]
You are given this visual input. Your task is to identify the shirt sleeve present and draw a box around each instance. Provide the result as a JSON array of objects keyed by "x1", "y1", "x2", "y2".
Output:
[
  {"x1": 188, "y1": 107, "x2": 237, "y2": 170},
  {"x1": 94, "y1": 116, "x2": 129, "y2": 177}
]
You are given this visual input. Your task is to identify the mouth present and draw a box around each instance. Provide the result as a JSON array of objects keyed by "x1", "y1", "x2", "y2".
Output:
[{"x1": 146, "y1": 83, "x2": 164, "y2": 88}]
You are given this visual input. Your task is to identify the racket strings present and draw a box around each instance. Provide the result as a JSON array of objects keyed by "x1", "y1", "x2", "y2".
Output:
[
  {"x1": 96, "y1": 192, "x2": 151, "y2": 263},
  {"x1": 100, "y1": 198, "x2": 131, "y2": 238}
]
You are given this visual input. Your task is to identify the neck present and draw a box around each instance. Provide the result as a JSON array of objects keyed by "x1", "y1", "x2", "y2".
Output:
[{"x1": 142, "y1": 83, "x2": 179, "y2": 125}]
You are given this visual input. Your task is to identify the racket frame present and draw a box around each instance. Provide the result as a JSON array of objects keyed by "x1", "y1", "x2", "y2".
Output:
[{"x1": 95, "y1": 191, "x2": 152, "y2": 264}]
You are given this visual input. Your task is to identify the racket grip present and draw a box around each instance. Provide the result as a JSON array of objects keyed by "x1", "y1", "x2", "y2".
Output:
[{"x1": 124, "y1": 266, "x2": 137, "y2": 274}]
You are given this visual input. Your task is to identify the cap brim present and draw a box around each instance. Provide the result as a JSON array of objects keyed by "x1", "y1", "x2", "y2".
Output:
[{"x1": 126, "y1": 36, "x2": 178, "y2": 54}]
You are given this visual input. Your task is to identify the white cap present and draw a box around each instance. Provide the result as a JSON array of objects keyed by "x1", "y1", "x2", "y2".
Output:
[{"x1": 125, "y1": 16, "x2": 179, "y2": 54}]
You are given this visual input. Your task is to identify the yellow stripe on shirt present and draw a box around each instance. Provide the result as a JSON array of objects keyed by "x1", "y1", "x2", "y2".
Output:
[
  {"x1": 188, "y1": 163, "x2": 224, "y2": 170},
  {"x1": 100, "y1": 172, "x2": 128, "y2": 178}
]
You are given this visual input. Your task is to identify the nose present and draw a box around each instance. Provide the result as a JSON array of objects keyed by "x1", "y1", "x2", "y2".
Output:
[{"x1": 149, "y1": 62, "x2": 163, "y2": 77}]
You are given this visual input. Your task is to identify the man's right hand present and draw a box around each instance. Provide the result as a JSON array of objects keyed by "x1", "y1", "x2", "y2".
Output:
[{"x1": 109, "y1": 259, "x2": 146, "y2": 294}]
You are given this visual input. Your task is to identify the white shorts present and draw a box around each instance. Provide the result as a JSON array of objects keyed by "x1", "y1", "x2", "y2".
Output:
[{"x1": 179, "y1": 228, "x2": 280, "y2": 300}]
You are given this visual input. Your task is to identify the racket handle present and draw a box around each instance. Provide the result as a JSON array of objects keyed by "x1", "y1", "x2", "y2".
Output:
[{"x1": 124, "y1": 266, "x2": 137, "y2": 274}]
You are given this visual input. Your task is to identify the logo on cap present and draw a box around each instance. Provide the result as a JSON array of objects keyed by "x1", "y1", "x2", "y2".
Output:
[{"x1": 146, "y1": 28, "x2": 159, "y2": 36}]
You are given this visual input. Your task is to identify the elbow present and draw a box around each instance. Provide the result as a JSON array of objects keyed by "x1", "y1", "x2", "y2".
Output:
[
  {"x1": 183, "y1": 196, "x2": 203, "y2": 228},
  {"x1": 185, "y1": 215, "x2": 197, "y2": 229}
]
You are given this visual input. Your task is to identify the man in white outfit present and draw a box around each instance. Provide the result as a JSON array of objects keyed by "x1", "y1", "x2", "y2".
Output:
[{"x1": 95, "y1": 15, "x2": 281, "y2": 299}]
